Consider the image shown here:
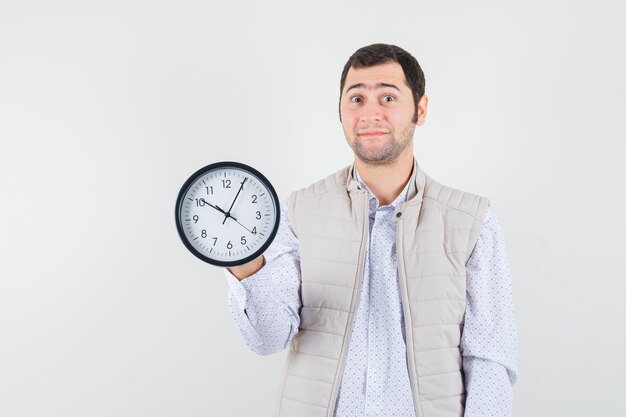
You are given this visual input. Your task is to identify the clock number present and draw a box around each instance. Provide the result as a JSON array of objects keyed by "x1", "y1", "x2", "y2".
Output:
[
  {"x1": 252, "y1": 227, "x2": 257, "y2": 235},
  {"x1": 251, "y1": 194, "x2": 257, "y2": 203},
  {"x1": 240, "y1": 236, "x2": 247, "y2": 245},
  {"x1": 192, "y1": 215, "x2": 199, "y2": 223},
  {"x1": 222, "y1": 179, "x2": 231, "y2": 188},
  {"x1": 206, "y1": 186, "x2": 214, "y2": 195},
  {"x1": 256, "y1": 211, "x2": 261, "y2": 219},
  {"x1": 212, "y1": 237, "x2": 217, "y2": 246},
  {"x1": 195, "y1": 198, "x2": 206, "y2": 207},
  {"x1": 201, "y1": 230, "x2": 207, "y2": 238},
  {"x1": 227, "y1": 241, "x2": 233, "y2": 249}
]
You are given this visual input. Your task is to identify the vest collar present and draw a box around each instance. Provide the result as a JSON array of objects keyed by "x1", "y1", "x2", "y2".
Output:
[{"x1": 346, "y1": 158, "x2": 426, "y2": 209}]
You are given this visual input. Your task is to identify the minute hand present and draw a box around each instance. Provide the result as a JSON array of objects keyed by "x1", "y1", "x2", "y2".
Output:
[{"x1": 223, "y1": 177, "x2": 248, "y2": 224}]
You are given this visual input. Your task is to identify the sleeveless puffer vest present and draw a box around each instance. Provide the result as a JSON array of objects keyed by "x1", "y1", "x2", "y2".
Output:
[{"x1": 277, "y1": 160, "x2": 489, "y2": 417}]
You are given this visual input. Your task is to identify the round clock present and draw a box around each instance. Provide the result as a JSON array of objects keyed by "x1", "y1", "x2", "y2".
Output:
[{"x1": 175, "y1": 161, "x2": 280, "y2": 267}]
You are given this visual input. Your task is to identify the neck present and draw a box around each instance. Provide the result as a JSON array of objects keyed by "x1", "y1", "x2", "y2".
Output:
[{"x1": 354, "y1": 151, "x2": 414, "y2": 206}]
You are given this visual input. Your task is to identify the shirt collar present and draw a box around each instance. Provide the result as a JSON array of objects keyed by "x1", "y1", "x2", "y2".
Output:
[{"x1": 353, "y1": 164, "x2": 414, "y2": 209}]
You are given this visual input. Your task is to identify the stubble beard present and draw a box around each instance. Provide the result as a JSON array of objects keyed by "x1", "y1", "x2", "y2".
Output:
[{"x1": 350, "y1": 124, "x2": 415, "y2": 166}]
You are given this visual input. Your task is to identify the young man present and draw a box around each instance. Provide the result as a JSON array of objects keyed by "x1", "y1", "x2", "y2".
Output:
[{"x1": 224, "y1": 43, "x2": 518, "y2": 417}]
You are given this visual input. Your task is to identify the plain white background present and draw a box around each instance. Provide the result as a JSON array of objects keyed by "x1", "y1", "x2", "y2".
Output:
[{"x1": 1, "y1": 0, "x2": 625, "y2": 416}]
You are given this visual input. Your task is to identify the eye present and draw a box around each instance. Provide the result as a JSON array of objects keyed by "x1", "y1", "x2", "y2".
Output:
[
  {"x1": 381, "y1": 95, "x2": 395, "y2": 103},
  {"x1": 350, "y1": 96, "x2": 362, "y2": 103}
]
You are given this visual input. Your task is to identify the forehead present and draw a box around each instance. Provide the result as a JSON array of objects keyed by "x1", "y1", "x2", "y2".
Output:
[{"x1": 343, "y1": 61, "x2": 409, "y2": 93}]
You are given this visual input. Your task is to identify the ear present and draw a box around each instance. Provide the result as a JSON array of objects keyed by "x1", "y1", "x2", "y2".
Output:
[{"x1": 416, "y1": 95, "x2": 429, "y2": 126}]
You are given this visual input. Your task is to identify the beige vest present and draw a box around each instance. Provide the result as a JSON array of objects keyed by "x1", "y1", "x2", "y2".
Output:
[{"x1": 277, "y1": 160, "x2": 489, "y2": 417}]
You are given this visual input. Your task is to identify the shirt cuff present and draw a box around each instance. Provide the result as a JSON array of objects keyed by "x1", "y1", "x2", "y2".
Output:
[
  {"x1": 463, "y1": 356, "x2": 514, "y2": 417},
  {"x1": 224, "y1": 269, "x2": 263, "y2": 345},
  {"x1": 224, "y1": 268, "x2": 248, "y2": 310}
]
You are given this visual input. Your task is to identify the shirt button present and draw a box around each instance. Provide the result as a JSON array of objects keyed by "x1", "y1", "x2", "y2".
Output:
[{"x1": 396, "y1": 212, "x2": 402, "y2": 218}]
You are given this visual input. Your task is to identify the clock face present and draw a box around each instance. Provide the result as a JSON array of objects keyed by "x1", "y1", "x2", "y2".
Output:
[{"x1": 175, "y1": 162, "x2": 280, "y2": 266}]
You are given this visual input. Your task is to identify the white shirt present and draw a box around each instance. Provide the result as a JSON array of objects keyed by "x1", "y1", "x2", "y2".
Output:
[{"x1": 224, "y1": 170, "x2": 518, "y2": 417}]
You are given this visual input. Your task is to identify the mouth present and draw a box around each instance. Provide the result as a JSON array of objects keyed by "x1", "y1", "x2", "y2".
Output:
[{"x1": 358, "y1": 131, "x2": 389, "y2": 137}]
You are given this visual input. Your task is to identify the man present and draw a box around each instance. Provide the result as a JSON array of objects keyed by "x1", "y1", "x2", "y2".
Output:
[{"x1": 224, "y1": 43, "x2": 517, "y2": 417}]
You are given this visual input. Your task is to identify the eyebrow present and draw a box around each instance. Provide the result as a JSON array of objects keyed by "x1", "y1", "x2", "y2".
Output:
[{"x1": 345, "y1": 82, "x2": 401, "y2": 93}]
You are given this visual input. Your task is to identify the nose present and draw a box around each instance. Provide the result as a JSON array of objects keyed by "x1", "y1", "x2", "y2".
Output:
[{"x1": 360, "y1": 100, "x2": 383, "y2": 123}]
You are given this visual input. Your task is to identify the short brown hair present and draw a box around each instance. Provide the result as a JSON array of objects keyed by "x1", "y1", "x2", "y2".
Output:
[{"x1": 339, "y1": 43, "x2": 425, "y2": 123}]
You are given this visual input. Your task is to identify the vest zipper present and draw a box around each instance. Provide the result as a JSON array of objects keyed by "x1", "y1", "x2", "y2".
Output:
[
  {"x1": 396, "y1": 215, "x2": 423, "y2": 417},
  {"x1": 326, "y1": 191, "x2": 370, "y2": 417}
]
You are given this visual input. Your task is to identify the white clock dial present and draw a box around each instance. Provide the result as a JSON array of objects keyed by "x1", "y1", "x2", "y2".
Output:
[{"x1": 176, "y1": 162, "x2": 280, "y2": 266}]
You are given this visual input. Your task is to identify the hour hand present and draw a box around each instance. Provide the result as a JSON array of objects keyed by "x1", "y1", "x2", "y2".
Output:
[{"x1": 200, "y1": 199, "x2": 227, "y2": 215}]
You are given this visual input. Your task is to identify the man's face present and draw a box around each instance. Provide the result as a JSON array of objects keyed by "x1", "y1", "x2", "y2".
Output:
[{"x1": 339, "y1": 61, "x2": 426, "y2": 165}]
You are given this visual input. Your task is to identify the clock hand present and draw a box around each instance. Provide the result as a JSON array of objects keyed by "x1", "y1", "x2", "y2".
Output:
[
  {"x1": 230, "y1": 217, "x2": 255, "y2": 235},
  {"x1": 215, "y1": 208, "x2": 255, "y2": 235},
  {"x1": 223, "y1": 177, "x2": 248, "y2": 225},
  {"x1": 200, "y1": 201, "x2": 248, "y2": 231},
  {"x1": 199, "y1": 187, "x2": 255, "y2": 235},
  {"x1": 199, "y1": 199, "x2": 227, "y2": 216}
]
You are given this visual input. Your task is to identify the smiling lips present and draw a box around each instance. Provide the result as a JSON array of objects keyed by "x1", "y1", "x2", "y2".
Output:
[{"x1": 358, "y1": 130, "x2": 389, "y2": 137}]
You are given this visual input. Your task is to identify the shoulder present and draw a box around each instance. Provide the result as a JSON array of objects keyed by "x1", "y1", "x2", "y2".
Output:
[
  {"x1": 419, "y1": 170, "x2": 491, "y2": 259},
  {"x1": 422, "y1": 171, "x2": 490, "y2": 223},
  {"x1": 285, "y1": 165, "x2": 353, "y2": 236}
]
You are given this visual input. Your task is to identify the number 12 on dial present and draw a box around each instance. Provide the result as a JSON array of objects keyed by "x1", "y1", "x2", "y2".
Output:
[{"x1": 175, "y1": 161, "x2": 280, "y2": 267}]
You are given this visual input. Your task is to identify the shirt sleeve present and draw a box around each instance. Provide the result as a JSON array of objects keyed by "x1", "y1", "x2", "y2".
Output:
[
  {"x1": 223, "y1": 199, "x2": 302, "y2": 355},
  {"x1": 461, "y1": 206, "x2": 518, "y2": 417}
]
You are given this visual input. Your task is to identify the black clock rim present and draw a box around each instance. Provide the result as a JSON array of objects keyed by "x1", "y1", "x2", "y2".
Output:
[{"x1": 175, "y1": 161, "x2": 281, "y2": 267}]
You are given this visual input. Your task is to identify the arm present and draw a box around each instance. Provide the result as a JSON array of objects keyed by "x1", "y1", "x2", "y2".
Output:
[
  {"x1": 223, "y1": 199, "x2": 301, "y2": 355},
  {"x1": 461, "y1": 206, "x2": 518, "y2": 417}
]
